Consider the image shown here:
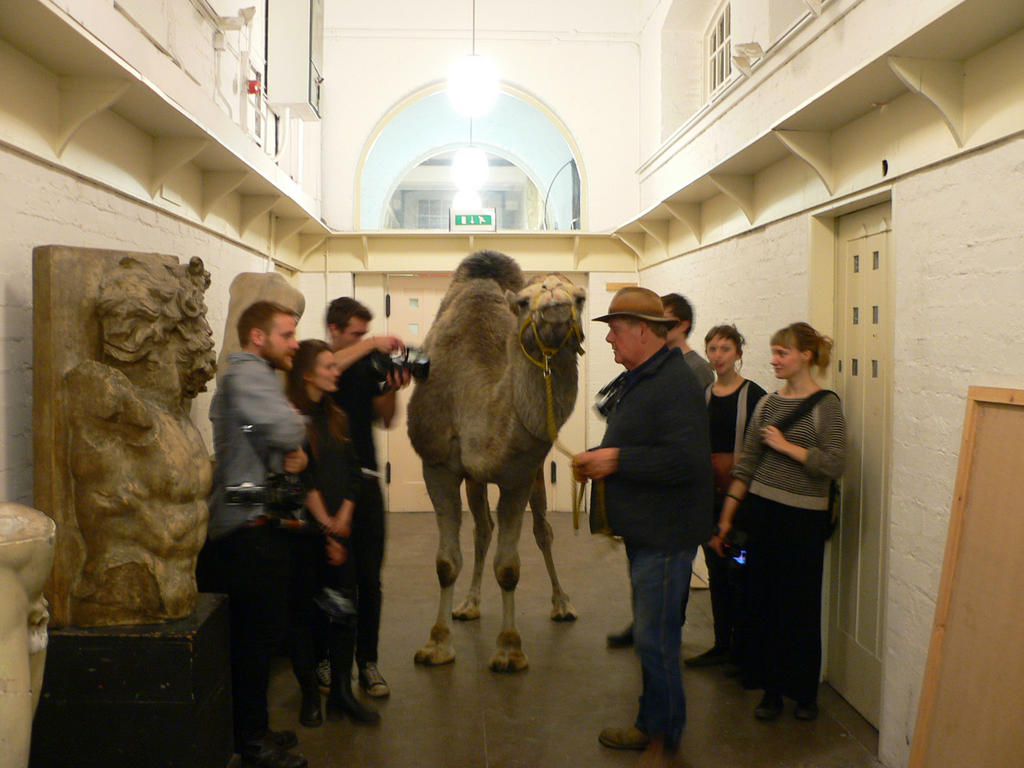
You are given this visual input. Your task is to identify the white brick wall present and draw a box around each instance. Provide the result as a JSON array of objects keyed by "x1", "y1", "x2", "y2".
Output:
[
  {"x1": 0, "y1": 146, "x2": 269, "y2": 505},
  {"x1": 642, "y1": 215, "x2": 810, "y2": 391},
  {"x1": 881, "y1": 133, "x2": 1024, "y2": 767}
]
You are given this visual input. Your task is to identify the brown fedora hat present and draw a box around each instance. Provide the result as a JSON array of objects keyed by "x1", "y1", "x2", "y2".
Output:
[{"x1": 593, "y1": 286, "x2": 678, "y2": 325}]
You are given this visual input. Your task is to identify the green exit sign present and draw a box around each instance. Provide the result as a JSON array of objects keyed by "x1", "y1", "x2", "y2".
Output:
[{"x1": 450, "y1": 208, "x2": 497, "y2": 232}]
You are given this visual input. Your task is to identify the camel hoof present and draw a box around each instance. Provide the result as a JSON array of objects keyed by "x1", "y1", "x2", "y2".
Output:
[
  {"x1": 414, "y1": 643, "x2": 456, "y2": 666},
  {"x1": 489, "y1": 648, "x2": 528, "y2": 673},
  {"x1": 550, "y1": 597, "x2": 578, "y2": 622},
  {"x1": 414, "y1": 624, "x2": 456, "y2": 666},
  {"x1": 489, "y1": 630, "x2": 528, "y2": 672},
  {"x1": 452, "y1": 596, "x2": 481, "y2": 621}
]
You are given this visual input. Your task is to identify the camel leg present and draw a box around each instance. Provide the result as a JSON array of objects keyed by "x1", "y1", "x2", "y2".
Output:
[
  {"x1": 452, "y1": 479, "x2": 493, "y2": 621},
  {"x1": 414, "y1": 464, "x2": 462, "y2": 666},
  {"x1": 489, "y1": 482, "x2": 532, "y2": 673},
  {"x1": 528, "y1": 469, "x2": 578, "y2": 622}
]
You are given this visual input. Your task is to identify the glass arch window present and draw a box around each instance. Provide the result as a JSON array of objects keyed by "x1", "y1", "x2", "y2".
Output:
[{"x1": 360, "y1": 90, "x2": 582, "y2": 231}]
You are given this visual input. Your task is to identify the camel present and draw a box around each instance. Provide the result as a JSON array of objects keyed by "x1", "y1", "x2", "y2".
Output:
[{"x1": 407, "y1": 251, "x2": 585, "y2": 671}]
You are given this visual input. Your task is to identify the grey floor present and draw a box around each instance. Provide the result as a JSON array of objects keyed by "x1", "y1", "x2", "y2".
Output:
[{"x1": 267, "y1": 510, "x2": 882, "y2": 768}]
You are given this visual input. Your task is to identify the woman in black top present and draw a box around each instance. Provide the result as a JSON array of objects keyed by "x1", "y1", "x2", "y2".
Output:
[
  {"x1": 685, "y1": 325, "x2": 765, "y2": 669},
  {"x1": 285, "y1": 340, "x2": 379, "y2": 726}
]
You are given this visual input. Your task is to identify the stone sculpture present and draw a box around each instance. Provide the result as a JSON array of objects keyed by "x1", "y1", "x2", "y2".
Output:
[
  {"x1": 33, "y1": 247, "x2": 215, "y2": 626},
  {"x1": 215, "y1": 271, "x2": 305, "y2": 381},
  {"x1": 0, "y1": 503, "x2": 56, "y2": 768},
  {"x1": 407, "y1": 251, "x2": 585, "y2": 671}
]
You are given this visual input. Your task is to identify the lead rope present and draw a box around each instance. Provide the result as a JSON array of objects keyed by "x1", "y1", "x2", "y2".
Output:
[{"x1": 517, "y1": 294, "x2": 606, "y2": 532}]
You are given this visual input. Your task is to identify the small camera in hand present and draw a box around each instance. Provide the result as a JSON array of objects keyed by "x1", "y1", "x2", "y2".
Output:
[
  {"x1": 369, "y1": 347, "x2": 430, "y2": 383},
  {"x1": 722, "y1": 529, "x2": 748, "y2": 568}
]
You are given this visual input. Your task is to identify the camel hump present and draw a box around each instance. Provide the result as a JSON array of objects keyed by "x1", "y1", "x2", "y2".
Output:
[{"x1": 453, "y1": 251, "x2": 524, "y2": 292}]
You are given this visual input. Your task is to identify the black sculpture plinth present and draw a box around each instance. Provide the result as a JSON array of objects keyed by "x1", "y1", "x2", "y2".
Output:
[{"x1": 31, "y1": 593, "x2": 232, "y2": 768}]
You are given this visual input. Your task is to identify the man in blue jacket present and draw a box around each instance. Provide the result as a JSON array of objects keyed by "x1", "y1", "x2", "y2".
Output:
[{"x1": 575, "y1": 287, "x2": 713, "y2": 759}]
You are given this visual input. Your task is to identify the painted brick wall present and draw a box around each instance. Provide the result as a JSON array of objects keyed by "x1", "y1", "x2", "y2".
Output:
[
  {"x1": 881, "y1": 134, "x2": 1024, "y2": 767},
  {"x1": 642, "y1": 215, "x2": 810, "y2": 392},
  {"x1": 0, "y1": 146, "x2": 268, "y2": 505}
]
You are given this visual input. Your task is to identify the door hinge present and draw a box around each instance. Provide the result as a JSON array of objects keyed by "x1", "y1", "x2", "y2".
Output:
[
  {"x1": 385, "y1": 462, "x2": 391, "y2": 484},
  {"x1": 385, "y1": 294, "x2": 391, "y2": 317},
  {"x1": 550, "y1": 460, "x2": 557, "y2": 484}
]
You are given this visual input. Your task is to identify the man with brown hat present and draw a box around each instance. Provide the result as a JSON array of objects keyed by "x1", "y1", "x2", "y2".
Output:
[{"x1": 575, "y1": 287, "x2": 713, "y2": 760}]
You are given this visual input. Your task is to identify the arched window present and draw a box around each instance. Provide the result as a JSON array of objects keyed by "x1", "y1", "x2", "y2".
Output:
[{"x1": 359, "y1": 89, "x2": 582, "y2": 231}]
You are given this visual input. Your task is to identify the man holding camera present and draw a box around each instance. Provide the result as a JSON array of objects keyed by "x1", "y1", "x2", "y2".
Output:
[
  {"x1": 204, "y1": 301, "x2": 309, "y2": 768},
  {"x1": 574, "y1": 287, "x2": 713, "y2": 762},
  {"x1": 325, "y1": 297, "x2": 410, "y2": 700}
]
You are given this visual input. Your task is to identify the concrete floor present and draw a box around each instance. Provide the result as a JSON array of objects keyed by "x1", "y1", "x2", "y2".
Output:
[{"x1": 267, "y1": 510, "x2": 882, "y2": 768}]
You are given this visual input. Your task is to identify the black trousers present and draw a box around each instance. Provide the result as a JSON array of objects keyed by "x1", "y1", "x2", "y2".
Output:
[
  {"x1": 739, "y1": 494, "x2": 831, "y2": 704},
  {"x1": 351, "y1": 476, "x2": 386, "y2": 667},
  {"x1": 286, "y1": 530, "x2": 325, "y2": 686},
  {"x1": 199, "y1": 524, "x2": 290, "y2": 746}
]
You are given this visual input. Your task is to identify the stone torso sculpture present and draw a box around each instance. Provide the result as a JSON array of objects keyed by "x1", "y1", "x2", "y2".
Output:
[
  {"x1": 65, "y1": 255, "x2": 215, "y2": 625},
  {"x1": 407, "y1": 251, "x2": 585, "y2": 671}
]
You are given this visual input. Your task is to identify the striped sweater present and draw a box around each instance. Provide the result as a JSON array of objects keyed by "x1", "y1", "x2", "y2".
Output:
[{"x1": 731, "y1": 391, "x2": 846, "y2": 510}]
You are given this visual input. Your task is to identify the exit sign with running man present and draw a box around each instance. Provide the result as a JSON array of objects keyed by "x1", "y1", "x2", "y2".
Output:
[{"x1": 450, "y1": 208, "x2": 497, "y2": 232}]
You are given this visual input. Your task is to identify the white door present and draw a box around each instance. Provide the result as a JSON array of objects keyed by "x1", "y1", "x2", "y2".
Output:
[
  {"x1": 384, "y1": 274, "x2": 449, "y2": 511},
  {"x1": 383, "y1": 272, "x2": 588, "y2": 514},
  {"x1": 827, "y1": 202, "x2": 892, "y2": 726}
]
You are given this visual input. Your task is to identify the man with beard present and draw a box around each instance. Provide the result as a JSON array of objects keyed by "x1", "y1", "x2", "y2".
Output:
[{"x1": 204, "y1": 301, "x2": 309, "y2": 768}]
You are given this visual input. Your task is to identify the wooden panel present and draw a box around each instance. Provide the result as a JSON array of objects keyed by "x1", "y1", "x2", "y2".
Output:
[{"x1": 909, "y1": 386, "x2": 1024, "y2": 767}]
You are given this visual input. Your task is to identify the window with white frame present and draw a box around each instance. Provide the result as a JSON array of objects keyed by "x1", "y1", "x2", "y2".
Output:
[{"x1": 706, "y1": 1, "x2": 732, "y2": 98}]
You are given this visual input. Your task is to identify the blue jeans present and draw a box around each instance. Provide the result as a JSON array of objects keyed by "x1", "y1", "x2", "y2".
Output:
[{"x1": 628, "y1": 544, "x2": 696, "y2": 750}]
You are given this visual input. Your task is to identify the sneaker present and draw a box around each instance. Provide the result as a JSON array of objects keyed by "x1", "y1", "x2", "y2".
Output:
[
  {"x1": 598, "y1": 725, "x2": 650, "y2": 751},
  {"x1": 314, "y1": 657, "x2": 331, "y2": 693},
  {"x1": 358, "y1": 662, "x2": 390, "y2": 698}
]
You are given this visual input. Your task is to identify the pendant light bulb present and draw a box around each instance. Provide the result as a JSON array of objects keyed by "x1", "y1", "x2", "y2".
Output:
[
  {"x1": 451, "y1": 146, "x2": 489, "y2": 191},
  {"x1": 452, "y1": 189, "x2": 483, "y2": 210}
]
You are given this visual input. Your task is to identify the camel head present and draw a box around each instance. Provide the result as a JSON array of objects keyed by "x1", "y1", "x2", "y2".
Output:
[{"x1": 508, "y1": 274, "x2": 586, "y2": 358}]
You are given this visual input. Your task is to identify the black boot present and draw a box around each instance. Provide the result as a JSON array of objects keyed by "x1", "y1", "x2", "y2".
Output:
[
  {"x1": 288, "y1": 627, "x2": 323, "y2": 727},
  {"x1": 299, "y1": 684, "x2": 323, "y2": 728},
  {"x1": 327, "y1": 623, "x2": 380, "y2": 724}
]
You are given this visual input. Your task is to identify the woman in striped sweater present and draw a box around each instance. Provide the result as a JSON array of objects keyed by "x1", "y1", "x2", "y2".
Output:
[{"x1": 710, "y1": 322, "x2": 846, "y2": 722}]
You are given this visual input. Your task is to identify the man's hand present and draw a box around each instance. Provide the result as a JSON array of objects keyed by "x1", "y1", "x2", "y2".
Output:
[
  {"x1": 283, "y1": 448, "x2": 307, "y2": 474},
  {"x1": 384, "y1": 367, "x2": 411, "y2": 392},
  {"x1": 372, "y1": 335, "x2": 405, "y2": 354},
  {"x1": 572, "y1": 447, "x2": 620, "y2": 480}
]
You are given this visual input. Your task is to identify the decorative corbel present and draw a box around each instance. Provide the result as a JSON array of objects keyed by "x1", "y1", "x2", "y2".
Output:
[
  {"x1": 708, "y1": 173, "x2": 756, "y2": 224},
  {"x1": 887, "y1": 56, "x2": 966, "y2": 147}
]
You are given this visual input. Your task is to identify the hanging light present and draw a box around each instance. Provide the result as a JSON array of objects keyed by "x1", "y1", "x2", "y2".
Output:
[
  {"x1": 451, "y1": 145, "x2": 489, "y2": 191},
  {"x1": 447, "y1": 0, "x2": 498, "y2": 118},
  {"x1": 452, "y1": 189, "x2": 483, "y2": 210}
]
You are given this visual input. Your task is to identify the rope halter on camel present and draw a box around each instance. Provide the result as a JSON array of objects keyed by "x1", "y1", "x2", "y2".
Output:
[{"x1": 517, "y1": 286, "x2": 591, "y2": 528}]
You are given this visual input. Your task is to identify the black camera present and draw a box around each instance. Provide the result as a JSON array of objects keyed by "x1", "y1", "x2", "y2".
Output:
[
  {"x1": 368, "y1": 347, "x2": 430, "y2": 382},
  {"x1": 594, "y1": 372, "x2": 628, "y2": 417},
  {"x1": 224, "y1": 473, "x2": 306, "y2": 518}
]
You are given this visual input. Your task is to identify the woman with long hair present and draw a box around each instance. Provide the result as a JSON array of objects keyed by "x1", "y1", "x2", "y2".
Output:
[
  {"x1": 710, "y1": 322, "x2": 846, "y2": 722},
  {"x1": 285, "y1": 340, "x2": 379, "y2": 727},
  {"x1": 684, "y1": 325, "x2": 766, "y2": 669}
]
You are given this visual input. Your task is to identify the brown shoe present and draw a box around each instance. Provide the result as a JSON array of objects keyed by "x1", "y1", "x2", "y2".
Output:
[{"x1": 599, "y1": 726, "x2": 650, "y2": 751}]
